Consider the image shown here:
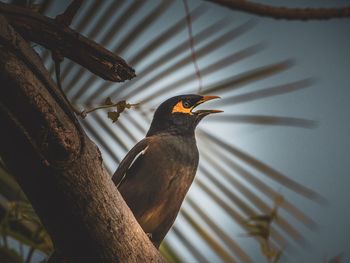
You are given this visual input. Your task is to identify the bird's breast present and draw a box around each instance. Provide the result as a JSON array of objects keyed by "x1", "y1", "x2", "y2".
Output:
[
  {"x1": 118, "y1": 134, "x2": 199, "y2": 232},
  {"x1": 139, "y1": 134, "x2": 199, "y2": 196}
]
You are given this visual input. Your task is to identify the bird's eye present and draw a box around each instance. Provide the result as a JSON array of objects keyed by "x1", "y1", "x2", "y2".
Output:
[{"x1": 182, "y1": 100, "x2": 191, "y2": 108}]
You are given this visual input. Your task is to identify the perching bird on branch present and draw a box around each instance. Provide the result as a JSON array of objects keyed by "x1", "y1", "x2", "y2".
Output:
[{"x1": 113, "y1": 94, "x2": 222, "y2": 247}]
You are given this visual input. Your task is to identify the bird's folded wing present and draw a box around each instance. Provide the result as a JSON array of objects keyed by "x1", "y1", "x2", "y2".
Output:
[{"x1": 112, "y1": 137, "x2": 150, "y2": 188}]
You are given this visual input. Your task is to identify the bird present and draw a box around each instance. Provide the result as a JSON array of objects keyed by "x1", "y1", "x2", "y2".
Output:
[{"x1": 112, "y1": 94, "x2": 222, "y2": 248}]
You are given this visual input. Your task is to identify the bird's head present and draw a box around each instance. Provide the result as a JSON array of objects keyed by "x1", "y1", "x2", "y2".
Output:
[{"x1": 147, "y1": 94, "x2": 222, "y2": 137}]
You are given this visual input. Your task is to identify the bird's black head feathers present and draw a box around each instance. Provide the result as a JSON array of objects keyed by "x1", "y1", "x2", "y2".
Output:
[{"x1": 147, "y1": 94, "x2": 221, "y2": 137}]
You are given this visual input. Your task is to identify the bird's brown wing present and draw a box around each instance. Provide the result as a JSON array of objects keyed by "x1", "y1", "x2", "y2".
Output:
[{"x1": 112, "y1": 137, "x2": 150, "y2": 188}]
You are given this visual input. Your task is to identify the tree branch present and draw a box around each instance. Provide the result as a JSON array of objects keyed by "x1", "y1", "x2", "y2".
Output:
[
  {"x1": 0, "y1": 15, "x2": 163, "y2": 262},
  {"x1": 55, "y1": 0, "x2": 83, "y2": 26},
  {"x1": 206, "y1": 0, "x2": 350, "y2": 20},
  {"x1": 0, "y1": 2, "x2": 135, "y2": 82}
]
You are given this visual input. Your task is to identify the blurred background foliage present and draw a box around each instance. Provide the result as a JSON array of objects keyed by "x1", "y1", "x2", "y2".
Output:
[
  {"x1": 1, "y1": 0, "x2": 349, "y2": 262},
  {"x1": 0, "y1": 160, "x2": 52, "y2": 263}
]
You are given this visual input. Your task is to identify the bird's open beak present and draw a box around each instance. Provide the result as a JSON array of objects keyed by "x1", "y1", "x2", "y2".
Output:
[{"x1": 192, "y1": 95, "x2": 223, "y2": 115}]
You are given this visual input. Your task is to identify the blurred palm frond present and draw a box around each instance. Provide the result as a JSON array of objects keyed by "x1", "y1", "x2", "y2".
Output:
[
  {"x1": 1, "y1": 0, "x2": 325, "y2": 262},
  {"x1": 0, "y1": 162, "x2": 53, "y2": 262}
]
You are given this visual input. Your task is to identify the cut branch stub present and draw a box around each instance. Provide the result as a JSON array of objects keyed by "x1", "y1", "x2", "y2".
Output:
[
  {"x1": 0, "y1": 2, "x2": 135, "y2": 82},
  {"x1": 55, "y1": 0, "x2": 83, "y2": 26}
]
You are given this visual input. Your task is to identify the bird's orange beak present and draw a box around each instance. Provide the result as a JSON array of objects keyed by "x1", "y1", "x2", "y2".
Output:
[
  {"x1": 192, "y1": 95, "x2": 223, "y2": 115},
  {"x1": 197, "y1": 95, "x2": 220, "y2": 104}
]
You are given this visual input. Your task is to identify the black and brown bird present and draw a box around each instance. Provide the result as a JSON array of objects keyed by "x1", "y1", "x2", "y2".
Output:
[{"x1": 112, "y1": 94, "x2": 221, "y2": 247}]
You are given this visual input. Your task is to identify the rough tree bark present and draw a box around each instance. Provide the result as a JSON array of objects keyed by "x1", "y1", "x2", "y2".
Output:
[{"x1": 0, "y1": 15, "x2": 163, "y2": 263}]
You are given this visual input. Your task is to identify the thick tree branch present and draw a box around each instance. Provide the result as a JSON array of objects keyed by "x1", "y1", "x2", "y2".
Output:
[
  {"x1": 0, "y1": 2, "x2": 135, "y2": 82},
  {"x1": 0, "y1": 15, "x2": 162, "y2": 262},
  {"x1": 206, "y1": 0, "x2": 350, "y2": 20}
]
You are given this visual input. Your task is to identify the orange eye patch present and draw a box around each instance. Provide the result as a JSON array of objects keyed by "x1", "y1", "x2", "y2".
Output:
[{"x1": 172, "y1": 101, "x2": 193, "y2": 114}]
